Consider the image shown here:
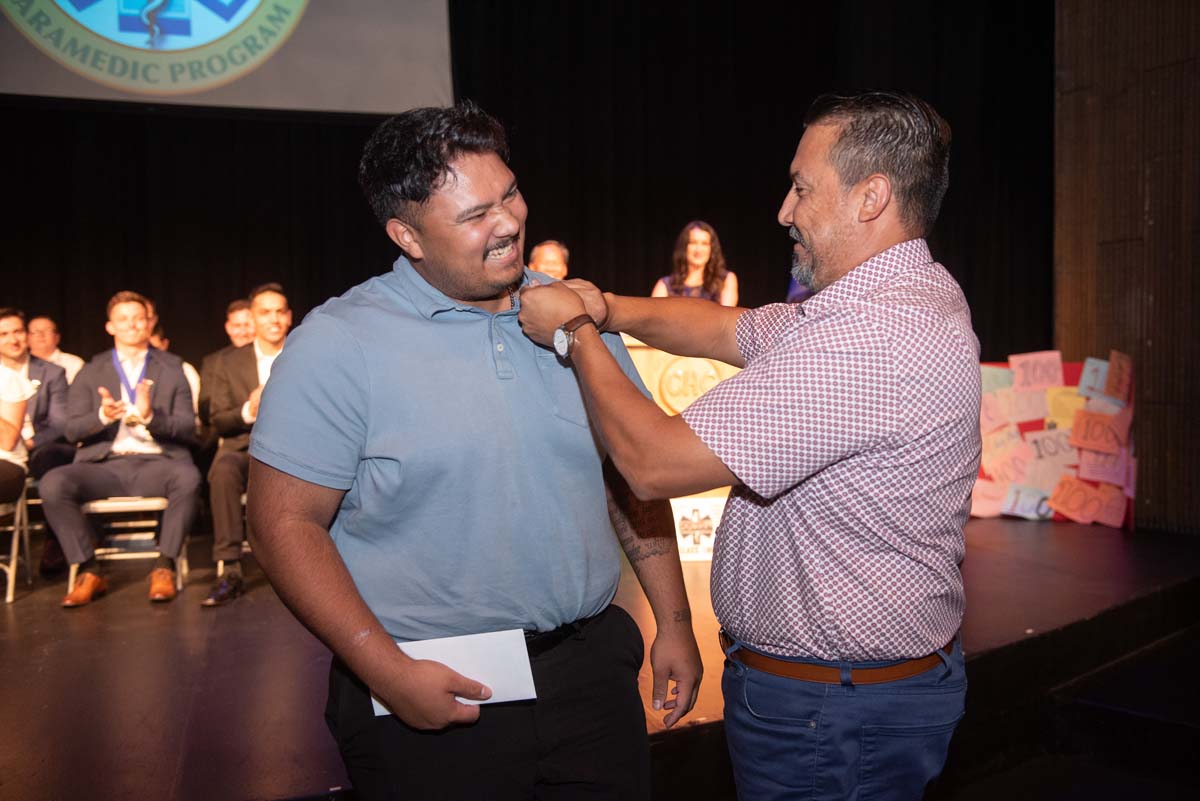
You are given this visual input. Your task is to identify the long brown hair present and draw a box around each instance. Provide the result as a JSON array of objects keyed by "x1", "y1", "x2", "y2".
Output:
[{"x1": 669, "y1": 220, "x2": 729, "y2": 297}]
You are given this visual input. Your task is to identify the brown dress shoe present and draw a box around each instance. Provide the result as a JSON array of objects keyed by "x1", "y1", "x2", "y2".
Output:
[
  {"x1": 62, "y1": 572, "x2": 109, "y2": 608},
  {"x1": 148, "y1": 568, "x2": 177, "y2": 602}
]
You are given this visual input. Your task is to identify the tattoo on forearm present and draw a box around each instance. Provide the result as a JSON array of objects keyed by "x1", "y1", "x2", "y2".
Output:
[
  {"x1": 605, "y1": 462, "x2": 678, "y2": 564},
  {"x1": 616, "y1": 527, "x2": 676, "y2": 563},
  {"x1": 672, "y1": 609, "x2": 692, "y2": 624}
]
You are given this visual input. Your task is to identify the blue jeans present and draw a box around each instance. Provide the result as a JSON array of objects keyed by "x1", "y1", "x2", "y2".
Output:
[{"x1": 721, "y1": 635, "x2": 966, "y2": 801}]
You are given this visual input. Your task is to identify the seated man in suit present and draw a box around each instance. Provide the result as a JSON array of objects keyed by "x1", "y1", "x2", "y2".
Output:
[
  {"x1": 27, "y1": 315, "x2": 85, "y2": 384},
  {"x1": 202, "y1": 283, "x2": 291, "y2": 606},
  {"x1": 41, "y1": 291, "x2": 202, "y2": 607},
  {"x1": 199, "y1": 299, "x2": 255, "y2": 429},
  {"x1": 0, "y1": 308, "x2": 74, "y2": 573}
]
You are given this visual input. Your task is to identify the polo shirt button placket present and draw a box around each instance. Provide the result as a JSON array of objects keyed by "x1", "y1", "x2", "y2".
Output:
[{"x1": 490, "y1": 316, "x2": 514, "y2": 379}]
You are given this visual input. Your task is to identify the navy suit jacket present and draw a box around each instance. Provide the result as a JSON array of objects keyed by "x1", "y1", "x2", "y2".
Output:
[
  {"x1": 65, "y1": 348, "x2": 196, "y2": 463},
  {"x1": 27, "y1": 356, "x2": 68, "y2": 448}
]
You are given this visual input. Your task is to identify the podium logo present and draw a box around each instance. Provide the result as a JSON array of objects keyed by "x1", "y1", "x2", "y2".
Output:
[
  {"x1": 658, "y1": 356, "x2": 722, "y2": 414},
  {"x1": 2, "y1": 0, "x2": 307, "y2": 95}
]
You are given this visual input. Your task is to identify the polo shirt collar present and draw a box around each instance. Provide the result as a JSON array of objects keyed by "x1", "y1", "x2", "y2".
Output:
[
  {"x1": 802, "y1": 238, "x2": 932, "y2": 316},
  {"x1": 390, "y1": 255, "x2": 526, "y2": 320}
]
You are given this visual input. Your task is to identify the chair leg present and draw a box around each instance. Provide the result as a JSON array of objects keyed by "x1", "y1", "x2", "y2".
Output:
[
  {"x1": 176, "y1": 549, "x2": 187, "y2": 591},
  {"x1": 19, "y1": 494, "x2": 32, "y2": 586},
  {"x1": 5, "y1": 525, "x2": 17, "y2": 604}
]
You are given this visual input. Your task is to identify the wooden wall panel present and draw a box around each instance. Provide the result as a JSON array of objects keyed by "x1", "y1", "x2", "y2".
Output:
[{"x1": 1055, "y1": 0, "x2": 1200, "y2": 534}]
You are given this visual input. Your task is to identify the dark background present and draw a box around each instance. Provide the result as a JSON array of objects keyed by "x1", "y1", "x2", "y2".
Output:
[{"x1": 0, "y1": 0, "x2": 1052, "y2": 365}]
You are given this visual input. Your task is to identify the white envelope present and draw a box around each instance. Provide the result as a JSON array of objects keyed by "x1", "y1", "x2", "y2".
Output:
[{"x1": 372, "y1": 629, "x2": 536, "y2": 716}]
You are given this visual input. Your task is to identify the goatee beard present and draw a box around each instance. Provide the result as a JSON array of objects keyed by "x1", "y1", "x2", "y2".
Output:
[{"x1": 790, "y1": 252, "x2": 815, "y2": 290}]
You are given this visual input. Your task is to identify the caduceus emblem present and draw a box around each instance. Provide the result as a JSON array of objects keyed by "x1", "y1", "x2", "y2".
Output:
[
  {"x1": 677, "y1": 509, "x2": 715, "y2": 546},
  {"x1": 141, "y1": 0, "x2": 170, "y2": 48}
]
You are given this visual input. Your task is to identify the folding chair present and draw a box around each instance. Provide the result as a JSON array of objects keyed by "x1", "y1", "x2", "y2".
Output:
[
  {"x1": 1, "y1": 486, "x2": 31, "y2": 603},
  {"x1": 65, "y1": 496, "x2": 188, "y2": 592}
]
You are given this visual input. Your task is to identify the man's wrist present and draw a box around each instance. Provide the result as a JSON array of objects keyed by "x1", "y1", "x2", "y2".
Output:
[
  {"x1": 600, "y1": 292, "x2": 619, "y2": 332},
  {"x1": 567, "y1": 317, "x2": 600, "y2": 358},
  {"x1": 655, "y1": 607, "x2": 694, "y2": 630}
]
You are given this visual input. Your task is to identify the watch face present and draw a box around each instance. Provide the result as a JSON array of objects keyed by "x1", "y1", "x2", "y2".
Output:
[{"x1": 553, "y1": 327, "x2": 570, "y2": 357}]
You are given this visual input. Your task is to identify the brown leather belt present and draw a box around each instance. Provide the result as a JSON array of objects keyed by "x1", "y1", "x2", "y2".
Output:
[{"x1": 719, "y1": 632, "x2": 952, "y2": 685}]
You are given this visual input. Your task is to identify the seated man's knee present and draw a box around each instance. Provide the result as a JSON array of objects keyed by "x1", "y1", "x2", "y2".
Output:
[
  {"x1": 207, "y1": 453, "x2": 242, "y2": 485},
  {"x1": 181, "y1": 464, "x2": 203, "y2": 494},
  {"x1": 37, "y1": 466, "x2": 72, "y2": 500}
]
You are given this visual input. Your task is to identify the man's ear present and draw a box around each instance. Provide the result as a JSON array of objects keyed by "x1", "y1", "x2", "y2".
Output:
[
  {"x1": 386, "y1": 218, "x2": 424, "y2": 261},
  {"x1": 104, "y1": 320, "x2": 116, "y2": 338},
  {"x1": 857, "y1": 174, "x2": 892, "y2": 223}
]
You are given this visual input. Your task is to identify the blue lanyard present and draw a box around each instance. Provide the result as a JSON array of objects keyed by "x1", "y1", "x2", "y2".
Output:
[{"x1": 112, "y1": 349, "x2": 149, "y2": 401}]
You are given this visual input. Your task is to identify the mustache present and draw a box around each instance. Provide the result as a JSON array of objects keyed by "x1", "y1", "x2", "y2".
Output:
[
  {"x1": 485, "y1": 235, "x2": 519, "y2": 254},
  {"x1": 788, "y1": 225, "x2": 807, "y2": 247}
]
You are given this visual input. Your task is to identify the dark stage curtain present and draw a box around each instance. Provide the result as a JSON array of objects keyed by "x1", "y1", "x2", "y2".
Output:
[
  {"x1": 449, "y1": 0, "x2": 1054, "y2": 360},
  {"x1": 1, "y1": 98, "x2": 393, "y2": 366},
  {"x1": 0, "y1": 0, "x2": 1051, "y2": 365}
]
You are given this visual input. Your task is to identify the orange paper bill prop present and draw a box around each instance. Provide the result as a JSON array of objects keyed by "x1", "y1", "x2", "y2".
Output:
[
  {"x1": 1009, "y1": 350, "x2": 1065, "y2": 392},
  {"x1": 1094, "y1": 483, "x2": 1127, "y2": 529},
  {"x1": 1068, "y1": 410, "x2": 1125, "y2": 455},
  {"x1": 1104, "y1": 349, "x2": 1133, "y2": 403},
  {"x1": 1047, "y1": 476, "x2": 1104, "y2": 524}
]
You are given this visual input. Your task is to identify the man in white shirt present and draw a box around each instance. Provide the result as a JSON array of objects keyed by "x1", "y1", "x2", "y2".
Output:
[
  {"x1": 40, "y1": 291, "x2": 202, "y2": 607},
  {"x1": 27, "y1": 316, "x2": 85, "y2": 384},
  {"x1": 202, "y1": 283, "x2": 292, "y2": 606},
  {"x1": 0, "y1": 309, "x2": 73, "y2": 573}
]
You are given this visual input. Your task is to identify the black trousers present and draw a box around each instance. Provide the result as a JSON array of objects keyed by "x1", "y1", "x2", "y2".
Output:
[
  {"x1": 28, "y1": 441, "x2": 77, "y2": 544},
  {"x1": 207, "y1": 449, "x2": 250, "y2": 561},
  {"x1": 29, "y1": 441, "x2": 77, "y2": 480},
  {"x1": 0, "y1": 460, "x2": 24, "y2": 504},
  {"x1": 326, "y1": 605, "x2": 651, "y2": 801}
]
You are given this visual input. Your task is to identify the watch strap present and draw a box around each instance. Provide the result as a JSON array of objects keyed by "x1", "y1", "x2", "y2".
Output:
[{"x1": 562, "y1": 314, "x2": 596, "y2": 334}]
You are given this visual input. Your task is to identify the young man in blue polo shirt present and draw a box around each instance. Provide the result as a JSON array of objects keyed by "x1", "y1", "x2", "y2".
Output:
[{"x1": 246, "y1": 102, "x2": 702, "y2": 801}]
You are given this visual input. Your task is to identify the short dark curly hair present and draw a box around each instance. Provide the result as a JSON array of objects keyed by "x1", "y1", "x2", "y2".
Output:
[
  {"x1": 805, "y1": 90, "x2": 951, "y2": 236},
  {"x1": 358, "y1": 100, "x2": 509, "y2": 228}
]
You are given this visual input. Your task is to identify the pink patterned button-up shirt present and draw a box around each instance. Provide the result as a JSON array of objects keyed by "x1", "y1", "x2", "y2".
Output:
[{"x1": 682, "y1": 239, "x2": 981, "y2": 661}]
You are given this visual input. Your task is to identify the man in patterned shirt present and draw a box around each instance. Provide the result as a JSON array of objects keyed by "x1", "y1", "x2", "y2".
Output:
[{"x1": 519, "y1": 90, "x2": 980, "y2": 801}]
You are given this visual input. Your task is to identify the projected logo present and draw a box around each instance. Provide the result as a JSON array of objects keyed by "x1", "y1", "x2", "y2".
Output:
[{"x1": 1, "y1": 0, "x2": 307, "y2": 94}]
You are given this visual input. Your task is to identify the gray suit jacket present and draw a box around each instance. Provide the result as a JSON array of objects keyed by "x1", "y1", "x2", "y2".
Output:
[{"x1": 65, "y1": 348, "x2": 196, "y2": 463}]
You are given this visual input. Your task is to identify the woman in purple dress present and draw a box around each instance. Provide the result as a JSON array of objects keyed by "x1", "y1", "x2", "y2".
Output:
[{"x1": 651, "y1": 220, "x2": 739, "y2": 305}]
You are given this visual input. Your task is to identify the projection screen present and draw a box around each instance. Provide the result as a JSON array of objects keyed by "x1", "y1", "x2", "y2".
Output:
[{"x1": 0, "y1": 0, "x2": 453, "y2": 113}]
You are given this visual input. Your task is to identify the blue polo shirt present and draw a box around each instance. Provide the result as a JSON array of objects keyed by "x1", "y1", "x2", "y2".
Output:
[{"x1": 250, "y1": 257, "x2": 648, "y2": 641}]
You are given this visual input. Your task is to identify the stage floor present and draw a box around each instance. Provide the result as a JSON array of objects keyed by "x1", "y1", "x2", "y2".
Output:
[{"x1": 1, "y1": 519, "x2": 1198, "y2": 801}]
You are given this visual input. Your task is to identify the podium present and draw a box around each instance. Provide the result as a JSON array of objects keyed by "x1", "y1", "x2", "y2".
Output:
[{"x1": 622, "y1": 335, "x2": 740, "y2": 560}]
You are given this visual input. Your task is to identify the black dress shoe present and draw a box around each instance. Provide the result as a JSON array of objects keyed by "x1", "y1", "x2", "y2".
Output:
[{"x1": 201, "y1": 572, "x2": 245, "y2": 607}]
